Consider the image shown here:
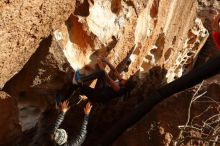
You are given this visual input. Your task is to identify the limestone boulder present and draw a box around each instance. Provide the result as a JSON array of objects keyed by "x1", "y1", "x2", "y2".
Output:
[
  {"x1": 54, "y1": 0, "x2": 209, "y2": 83},
  {"x1": 0, "y1": 0, "x2": 75, "y2": 89}
]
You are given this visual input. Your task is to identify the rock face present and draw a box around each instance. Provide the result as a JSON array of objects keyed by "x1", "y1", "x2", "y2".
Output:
[
  {"x1": 55, "y1": 0, "x2": 208, "y2": 83},
  {"x1": 4, "y1": 36, "x2": 73, "y2": 131},
  {"x1": 113, "y1": 76, "x2": 220, "y2": 146},
  {"x1": 0, "y1": 91, "x2": 21, "y2": 145},
  {"x1": 0, "y1": 0, "x2": 219, "y2": 145},
  {"x1": 0, "y1": 0, "x2": 75, "y2": 89}
]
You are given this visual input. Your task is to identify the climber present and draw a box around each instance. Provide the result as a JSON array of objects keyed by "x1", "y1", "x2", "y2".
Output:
[
  {"x1": 51, "y1": 100, "x2": 92, "y2": 146},
  {"x1": 72, "y1": 58, "x2": 135, "y2": 103},
  {"x1": 212, "y1": 13, "x2": 220, "y2": 50}
]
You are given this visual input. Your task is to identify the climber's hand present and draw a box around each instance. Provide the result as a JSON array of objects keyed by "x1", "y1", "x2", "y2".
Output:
[
  {"x1": 84, "y1": 102, "x2": 92, "y2": 115},
  {"x1": 60, "y1": 100, "x2": 70, "y2": 113}
]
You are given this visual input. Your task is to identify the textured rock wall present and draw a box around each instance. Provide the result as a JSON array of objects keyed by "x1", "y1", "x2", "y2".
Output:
[
  {"x1": 54, "y1": 0, "x2": 208, "y2": 83},
  {"x1": 0, "y1": 0, "x2": 219, "y2": 145},
  {"x1": 113, "y1": 75, "x2": 220, "y2": 146},
  {"x1": 0, "y1": 0, "x2": 75, "y2": 89},
  {"x1": 3, "y1": 36, "x2": 73, "y2": 131}
]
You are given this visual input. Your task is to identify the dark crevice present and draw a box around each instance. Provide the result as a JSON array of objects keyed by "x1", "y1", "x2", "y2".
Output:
[
  {"x1": 111, "y1": 0, "x2": 122, "y2": 15},
  {"x1": 150, "y1": 0, "x2": 159, "y2": 18},
  {"x1": 164, "y1": 48, "x2": 172, "y2": 61},
  {"x1": 172, "y1": 36, "x2": 177, "y2": 44},
  {"x1": 123, "y1": 0, "x2": 138, "y2": 16},
  {"x1": 74, "y1": 0, "x2": 90, "y2": 17},
  {"x1": 106, "y1": 36, "x2": 117, "y2": 52},
  {"x1": 152, "y1": 33, "x2": 165, "y2": 62}
]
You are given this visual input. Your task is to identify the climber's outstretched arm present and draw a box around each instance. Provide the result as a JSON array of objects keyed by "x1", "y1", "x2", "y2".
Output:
[
  {"x1": 53, "y1": 100, "x2": 70, "y2": 133},
  {"x1": 64, "y1": 102, "x2": 92, "y2": 146},
  {"x1": 102, "y1": 59, "x2": 123, "y2": 81},
  {"x1": 106, "y1": 73, "x2": 120, "y2": 92}
]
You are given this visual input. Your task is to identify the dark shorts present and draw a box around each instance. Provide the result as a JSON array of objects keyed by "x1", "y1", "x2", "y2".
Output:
[{"x1": 79, "y1": 84, "x2": 126, "y2": 103}]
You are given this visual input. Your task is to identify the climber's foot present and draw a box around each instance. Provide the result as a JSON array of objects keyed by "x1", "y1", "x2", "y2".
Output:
[
  {"x1": 76, "y1": 95, "x2": 88, "y2": 104},
  {"x1": 80, "y1": 95, "x2": 88, "y2": 101}
]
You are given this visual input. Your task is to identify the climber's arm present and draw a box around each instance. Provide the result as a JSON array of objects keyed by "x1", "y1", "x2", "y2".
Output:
[
  {"x1": 102, "y1": 59, "x2": 123, "y2": 81},
  {"x1": 52, "y1": 101, "x2": 70, "y2": 133},
  {"x1": 106, "y1": 73, "x2": 120, "y2": 92},
  {"x1": 64, "y1": 115, "x2": 89, "y2": 146},
  {"x1": 53, "y1": 111, "x2": 65, "y2": 133},
  {"x1": 64, "y1": 103, "x2": 92, "y2": 146}
]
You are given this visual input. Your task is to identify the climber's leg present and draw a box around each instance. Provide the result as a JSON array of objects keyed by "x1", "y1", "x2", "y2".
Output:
[
  {"x1": 77, "y1": 83, "x2": 114, "y2": 103},
  {"x1": 55, "y1": 83, "x2": 78, "y2": 104},
  {"x1": 94, "y1": 70, "x2": 107, "y2": 89},
  {"x1": 79, "y1": 70, "x2": 107, "y2": 88}
]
